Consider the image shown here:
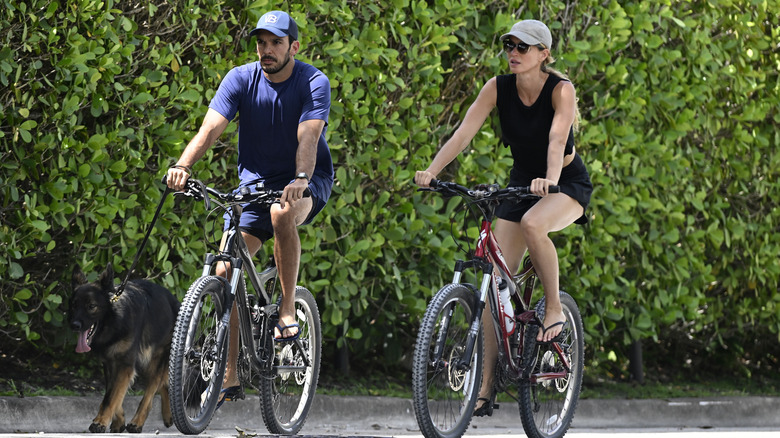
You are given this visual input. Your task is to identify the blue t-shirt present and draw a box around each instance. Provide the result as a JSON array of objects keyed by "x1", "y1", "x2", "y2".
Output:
[{"x1": 209, "y1": 59, "x2": 333, "y2": 190}]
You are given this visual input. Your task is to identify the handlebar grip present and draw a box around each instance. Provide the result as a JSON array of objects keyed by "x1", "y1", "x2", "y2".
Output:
[
  {"x1": 429, "y1": 179, "x2": 441, "y2": 188},
  {"x1": 518, "y1": 185, "x2": 560, "y2": 194}
]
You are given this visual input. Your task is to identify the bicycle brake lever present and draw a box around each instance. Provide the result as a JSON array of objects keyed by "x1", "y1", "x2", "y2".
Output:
[
  {"x1": 182, "y1": 180, "x2": 210, "y2": 209},
  {"x1": 198, "y1": 180, "x2": 211, "y2": 210}
]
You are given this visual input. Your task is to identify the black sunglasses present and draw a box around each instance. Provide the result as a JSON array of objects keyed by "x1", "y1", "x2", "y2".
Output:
[{"x1": 503, "y1": 40, "x2": 544, "y2": 54}]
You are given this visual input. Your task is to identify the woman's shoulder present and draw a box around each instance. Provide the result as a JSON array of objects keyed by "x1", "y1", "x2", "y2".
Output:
[
  {"x1": 545, "y1": 73, "x2": 575, "y2": 97},
  {"x1": 491, "y1": 74, "x2": 515, "y2": 93},
  {"x1": 495, "y1": 73, "x2": 515, "y2": 85},
  {"x1": 545, "y1": 73, "x2": 574, "y2": 90}
]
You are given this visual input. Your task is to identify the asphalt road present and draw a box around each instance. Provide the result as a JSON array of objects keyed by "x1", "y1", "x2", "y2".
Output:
[{"x1": 2, "y1": 394, "x2": 780, "y2": 436}]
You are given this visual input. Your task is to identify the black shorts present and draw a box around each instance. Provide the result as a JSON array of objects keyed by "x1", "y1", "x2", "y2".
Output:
[{"x1": 495, "y1": 154, "x2": 592, "y2": 225}]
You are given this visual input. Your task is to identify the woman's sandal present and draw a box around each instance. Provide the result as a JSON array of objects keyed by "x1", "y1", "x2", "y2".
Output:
[{"x1": 537, "y1": 320, "x2": 568, "y2": 344}]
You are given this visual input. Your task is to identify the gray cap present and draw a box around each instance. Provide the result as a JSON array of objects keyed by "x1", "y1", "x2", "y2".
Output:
[{"x1": 500, "y1": 20, "x2": 552, "y2": 49}]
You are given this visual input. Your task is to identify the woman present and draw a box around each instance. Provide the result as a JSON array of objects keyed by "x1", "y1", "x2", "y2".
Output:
[{"x1": 414, "y1": 19, "x2": 592, "y2": 416}]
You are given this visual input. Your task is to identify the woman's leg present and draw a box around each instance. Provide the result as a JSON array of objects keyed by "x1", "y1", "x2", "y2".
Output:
[
  {"x1": 520, "y1": 193, "x2": 583, "y2": 342},
  {"x1": 474, "y1": 218, "x2": 528, "y2": 412}
]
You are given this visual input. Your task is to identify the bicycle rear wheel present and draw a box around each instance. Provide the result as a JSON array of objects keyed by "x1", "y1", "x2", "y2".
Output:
[
  {"x1": 412, "y1": 283, "x2": 482, "y2": 438},
  {"x1": 259, "y1": 286, "x2": 321, "y2": 435},
  {"x1": 169, "y1": 276, "x2": 229, "y2": 435},
  {"x1": 518, "y1": 291, "x2": 584, "y2": 438}
]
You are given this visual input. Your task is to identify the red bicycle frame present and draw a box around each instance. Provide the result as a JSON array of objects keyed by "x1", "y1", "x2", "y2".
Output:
[{"x1": 466, "y1": 218, "x2": 572, "y2": 382}]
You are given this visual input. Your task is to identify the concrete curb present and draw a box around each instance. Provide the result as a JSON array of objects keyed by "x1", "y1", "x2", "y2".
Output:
[{"x1": 2, "y1": 395, "x2": 779, "y2": 434}]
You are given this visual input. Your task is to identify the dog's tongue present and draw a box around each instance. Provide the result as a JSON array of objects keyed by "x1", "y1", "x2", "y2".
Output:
[{"x1": 76, "y1": 331, "x2": 91, "y2": 353}]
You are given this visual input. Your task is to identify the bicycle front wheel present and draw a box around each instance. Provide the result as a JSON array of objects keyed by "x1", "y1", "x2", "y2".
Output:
[
  {"x1": 412, "y1": 283, "x2": 482, "y2": 438},
  {"x1": 169, "y1": 276, "x2": 229, "y2": 435},
  {"x1": 518, "y1": 291, "x2": 584, "y2": 438},
  {"x1": 259, "y1": 286, "x2": 322, "y2": 435}
]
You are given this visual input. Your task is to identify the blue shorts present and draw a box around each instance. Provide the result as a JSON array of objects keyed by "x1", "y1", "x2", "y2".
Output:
[{"x1": 224, "y1": 175, "x2": 332, "y2": 242}]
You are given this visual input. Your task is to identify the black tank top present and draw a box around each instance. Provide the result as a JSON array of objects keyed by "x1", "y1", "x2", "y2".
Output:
[{"x1": 496, "y1": 73, "x2": 575, "y2": 178}]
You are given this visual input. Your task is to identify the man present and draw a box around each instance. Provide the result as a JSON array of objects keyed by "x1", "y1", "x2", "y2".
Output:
[{"x1": 166, "y1": 10, "x2": 333, "y2": 405}]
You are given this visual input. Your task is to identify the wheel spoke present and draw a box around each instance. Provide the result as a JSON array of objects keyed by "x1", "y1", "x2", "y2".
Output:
[
  {"x1": 519, "y1": 292, "x2": 583, "y2": 438},
  {"x1": 413, "y1": 284, "x2": 481, "y2": 438},
  {"x1": 259, "y1": 287, "x2": 321, "y2": 435},
  {"x1": 169, "y1": 277, "x2": 228, "y2": 435}
]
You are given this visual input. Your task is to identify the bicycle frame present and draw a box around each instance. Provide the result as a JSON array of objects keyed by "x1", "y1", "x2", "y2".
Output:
[
  {"x1": 200, "y1": 203, "x2": 309, "y2": 375},
  {"x1": 451, "y1": 209, "x2": 572, "y2": 383},
  {"x1": 413, "y1": 180, "x2": 584, "y2": 438},
  {"x1": 169, "y1": 178, "x2": 323, "y2": 435}
]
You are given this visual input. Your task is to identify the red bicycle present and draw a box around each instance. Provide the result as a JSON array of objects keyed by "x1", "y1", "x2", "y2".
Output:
[{"x1": 411, "y1": 180, "x2": 584, "y2": 438}]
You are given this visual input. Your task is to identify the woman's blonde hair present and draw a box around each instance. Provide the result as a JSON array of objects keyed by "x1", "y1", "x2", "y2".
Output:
[{"x1": 541, "y1": 54, "x2": 581, "y2": 132}]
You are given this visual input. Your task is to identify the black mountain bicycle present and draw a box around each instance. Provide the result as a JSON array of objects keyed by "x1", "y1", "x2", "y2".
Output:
[{"x1": 167, "y1": 178, "x2": 321, "y2": 435}]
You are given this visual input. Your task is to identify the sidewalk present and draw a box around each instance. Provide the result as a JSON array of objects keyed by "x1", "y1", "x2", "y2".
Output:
[{"x1": 2, "y1": 394, "x2": 780, "y2": 434}]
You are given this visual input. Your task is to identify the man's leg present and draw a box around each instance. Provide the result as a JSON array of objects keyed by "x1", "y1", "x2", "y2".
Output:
[
  {"x1": 270, "y1": 197, "x2": 313, "y2": 338},
  {"x1": 215, "y1": 232, "x2": 264, "y2": 390}
]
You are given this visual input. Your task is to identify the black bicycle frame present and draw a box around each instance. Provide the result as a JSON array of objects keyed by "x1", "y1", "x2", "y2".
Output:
[{"x1": 204, "y1": 204, "x2": 310, "y2": 374}]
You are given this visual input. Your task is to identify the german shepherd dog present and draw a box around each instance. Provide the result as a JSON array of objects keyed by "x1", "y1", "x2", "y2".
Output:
[{"x1": 68, "y1": 264, "x2": 179, "y2": 433}]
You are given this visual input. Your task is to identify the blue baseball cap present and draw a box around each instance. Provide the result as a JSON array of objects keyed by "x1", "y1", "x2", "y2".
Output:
[{"x1": 249, "y1": 11, "x2": 298, "y2": 40}]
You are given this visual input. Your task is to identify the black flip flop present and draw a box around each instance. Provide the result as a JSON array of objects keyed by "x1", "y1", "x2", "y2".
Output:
[
  {"x1": 274, "y1": 322, "x2": 300, "y2": 342},
  {"x1": 537, "y1": 320, "x2": 568, "y2": 344}
]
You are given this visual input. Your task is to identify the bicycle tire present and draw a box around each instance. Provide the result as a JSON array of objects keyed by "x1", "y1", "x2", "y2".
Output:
[
  {"x1": 518, "y1": 291, "x2": 584, "y2": 438},
  {"x1": 412, "y1": 283, "x2": 483, "y2": 438},
  {"x1": 259, "y1": 286, "x2": 322, "y2": 435},
  {"x1": 169, "y1": 276, "x2": 229, "y2": 435}
]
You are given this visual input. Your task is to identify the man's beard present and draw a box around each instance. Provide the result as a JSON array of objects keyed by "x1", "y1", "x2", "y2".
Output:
[{"x1": 261, "y1": 50, "x2": 292, "y2": 75}]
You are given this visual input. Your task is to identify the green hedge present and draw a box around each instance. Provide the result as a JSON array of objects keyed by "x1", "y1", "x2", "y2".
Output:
[{"x1": 2, "y1": 0, "x2": 778, "y2": 378}]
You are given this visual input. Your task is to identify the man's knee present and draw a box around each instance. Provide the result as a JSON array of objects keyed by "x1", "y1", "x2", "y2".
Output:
[
  {"x1": 215, "y1": 261, "x2": 231, "y2": 278},
  {"x1": 270, "y1": 208, "x2": 297, "y2": 231},
  {"x1": 270, "y1": 200, "x2": 312, "y2": 229}
]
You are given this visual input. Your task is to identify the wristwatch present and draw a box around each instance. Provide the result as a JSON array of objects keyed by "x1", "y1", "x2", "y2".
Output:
[{"x1": 295, "y1": 172, "x2": 310, "y2": 182}]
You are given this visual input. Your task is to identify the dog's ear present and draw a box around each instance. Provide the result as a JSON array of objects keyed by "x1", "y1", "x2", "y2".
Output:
[
  {"x1": 99, "y1": 263, "x2": 115, "y2": 292},
  {"x1": 72, "y1": 265, "x2": 88, "y2": 289}
]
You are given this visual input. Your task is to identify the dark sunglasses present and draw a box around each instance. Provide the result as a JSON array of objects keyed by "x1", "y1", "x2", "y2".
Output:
[{"x1": 503, "y1": 40, "x2": 544, "y2": 54}]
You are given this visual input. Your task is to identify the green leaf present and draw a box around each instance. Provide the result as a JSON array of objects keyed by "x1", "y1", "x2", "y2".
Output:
[
  {"x1": 110, "y1": 161, "x2": 128, "y2": 173},
  {"x1": 14, "y1": 289, "x2": 33, "y2": 301},
  {"x1": 9, "y1": 262, "x2": 24, "y2": 279}
]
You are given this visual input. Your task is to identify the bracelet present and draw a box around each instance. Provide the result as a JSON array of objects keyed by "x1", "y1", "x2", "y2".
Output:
[{"x1": 171, "y1": 164, "x2": 192, "y2": 174}]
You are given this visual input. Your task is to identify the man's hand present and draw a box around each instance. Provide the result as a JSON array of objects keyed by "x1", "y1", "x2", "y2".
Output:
[
  {"x1": 166, "y1": 166, "x2": 191, "y2": 191},
  {"x1": 280, "y1": 178, "x2": 309, "y2": 208}
]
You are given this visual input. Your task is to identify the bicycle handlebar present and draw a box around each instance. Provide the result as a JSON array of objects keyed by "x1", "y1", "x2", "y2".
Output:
[
  {"x1": 422, "y1": 179, "x2": 559, "y2": 201},
  {"x1": 161, "y1": 175, "x2": 310, "y2": 211}
]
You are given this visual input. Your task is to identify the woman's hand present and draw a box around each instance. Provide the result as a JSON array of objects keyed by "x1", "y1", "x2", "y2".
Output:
[
  {"x1": 414, "y1": 170, "x2": 437, "y2": 188},
  {"x1": 530, "y1": 178, "x2": 557, "y2": 197}
]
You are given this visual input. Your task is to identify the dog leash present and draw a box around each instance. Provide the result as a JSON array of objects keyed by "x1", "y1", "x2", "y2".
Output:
[{"x1": 112, "y1": 184, "x2": 173, "y2": 302}]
